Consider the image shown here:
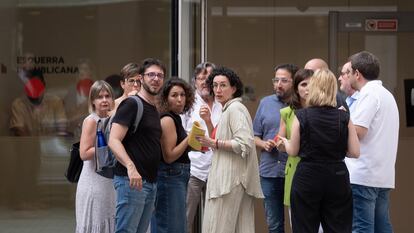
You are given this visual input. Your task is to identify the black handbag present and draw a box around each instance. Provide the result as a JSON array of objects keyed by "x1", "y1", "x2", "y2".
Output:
[{"x1": 65, "y1": 142, "x2": 83, "y2": 183}]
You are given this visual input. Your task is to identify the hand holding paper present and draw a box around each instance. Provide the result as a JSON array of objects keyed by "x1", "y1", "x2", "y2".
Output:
[{"x1": 188, "y1": 121, "x2": 206, "y2": 151}]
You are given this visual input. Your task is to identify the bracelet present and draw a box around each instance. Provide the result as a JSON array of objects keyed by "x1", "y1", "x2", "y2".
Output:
[{"x1": 215, "y1": 139, "x2": 219, "y2": 149}]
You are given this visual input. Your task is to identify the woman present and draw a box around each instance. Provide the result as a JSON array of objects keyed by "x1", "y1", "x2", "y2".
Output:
[
  {"x1": 198, "y1": 67, "x2": 263, "y2": 233},
  {"x1": 76, "y1": 80, "x2": 116, "y2": 233},
  {"x1": 278, "y1": 69, "x2": 313, "y2": 210},
  {"x1": 151, "y1": 77, "x2": 195, "y2": 233},
  {"x1": 280, "y1": 69, "x2": 359, "y2": 233},
  {"x1": 111, "y1": 63, "x2": 141, "y2": 114}
]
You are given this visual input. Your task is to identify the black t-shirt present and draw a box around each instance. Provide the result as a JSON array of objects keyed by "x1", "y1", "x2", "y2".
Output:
[
  {"x1": 160, "y1": 112, "x2": 190, "y2": 164},
  {"x1": 296, "y1": 106, "x2": 349, "y2": 161},
  {"x1": 112, "y1": 96, "x2": 162, "y2": 183}
]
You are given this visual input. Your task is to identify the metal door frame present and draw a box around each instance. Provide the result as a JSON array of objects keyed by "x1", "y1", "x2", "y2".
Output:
[{"x1": 329, "y1": 11, "x2": 414, "y2": 71}]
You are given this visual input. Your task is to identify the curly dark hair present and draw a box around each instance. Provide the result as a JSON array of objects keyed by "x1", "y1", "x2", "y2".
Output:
[
  {"x1": 158, "y1": 77, "x2": 195, "y2": 114},
  {"x1": 206, "y1": 66, "x2": 244, "y2": 98}
]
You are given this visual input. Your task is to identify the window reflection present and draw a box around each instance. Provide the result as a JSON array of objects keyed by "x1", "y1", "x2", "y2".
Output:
[{"x1": 1, "y1": 1, "x2": 171, "y2": 232}]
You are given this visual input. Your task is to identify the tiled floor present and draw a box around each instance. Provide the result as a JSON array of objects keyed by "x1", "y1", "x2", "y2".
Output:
[{"x1": 0, "y1": 207, "x2": 75, "y2": 233}]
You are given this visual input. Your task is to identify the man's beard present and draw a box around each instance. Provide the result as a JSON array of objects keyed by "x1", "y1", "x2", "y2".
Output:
[
  {"x1": 142, "y1": 81, "x2": 159, "y2": 96},
  {"x1": 276, "y1": 90, "x2": 291, "y2": 102}
]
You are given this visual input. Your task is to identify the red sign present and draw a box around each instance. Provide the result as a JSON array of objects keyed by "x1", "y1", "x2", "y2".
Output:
[{"x1": 365, "y1": 19, "x2": 398, "y2": 32}]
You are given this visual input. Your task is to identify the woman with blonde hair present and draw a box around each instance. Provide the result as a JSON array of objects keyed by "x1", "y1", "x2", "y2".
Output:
[
  {"x1": 280, "y1": 69, "x2": 359, "y2": 233},
  {"x1": 76, "y1": 80, "x2": 116, "y2": 233}
]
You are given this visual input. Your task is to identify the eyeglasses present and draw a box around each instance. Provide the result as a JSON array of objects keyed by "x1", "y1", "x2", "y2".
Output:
[
  {"x1": 196, "y1": 76, "x2": 208, "y2": 82},
  {"x1": 340, "y1": 70, "x2": 351, "y2": 77},
  {"x1": 126, "y1": 79, "x2": 141, "y2": 86},
  {"x1": 144, "y1": 72, "x2": 165, "y2": 80},
  {"x1": 272, "y1": 78, "x2": 291, "y2": 84}
]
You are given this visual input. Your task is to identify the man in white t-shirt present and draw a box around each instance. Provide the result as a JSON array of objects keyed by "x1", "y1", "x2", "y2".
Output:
[
  {"x1": 181, "y1": 62, "x2": 222, "y2": 233},
  {"x1": 345, "y1": 51, "x2": 399, "y2": 233}
]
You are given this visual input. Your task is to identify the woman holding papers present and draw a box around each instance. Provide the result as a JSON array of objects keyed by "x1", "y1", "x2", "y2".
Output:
[
  {"x1": 197, "y1": 67, "x2": 263, "y2": 233},
  {"x1": 151, "y1": 77, "x2": 194, "y2": 233}
]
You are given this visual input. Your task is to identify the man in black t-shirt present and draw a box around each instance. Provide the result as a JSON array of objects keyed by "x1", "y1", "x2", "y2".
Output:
[{"x1": 109, "y1": 58, "x2": 166, "y2": 233}]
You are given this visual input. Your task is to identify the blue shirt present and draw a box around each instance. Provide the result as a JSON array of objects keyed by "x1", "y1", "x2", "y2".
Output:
[{"x1": 253, "y1": 94, "x2": 287, "y2": 178}]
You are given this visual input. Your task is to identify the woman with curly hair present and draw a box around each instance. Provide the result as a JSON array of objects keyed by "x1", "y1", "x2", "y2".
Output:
[
  {"x1": 151, "y1": 77, "x2": 195, "y2": 233},
  {"x1": 198, "y1": 67, "x2": 263, "y2": 233}
]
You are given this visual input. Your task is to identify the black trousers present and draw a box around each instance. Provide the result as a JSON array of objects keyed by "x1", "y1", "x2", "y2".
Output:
[{"x1": 291, "y1": 160, "x2": 353, "y2": 233}]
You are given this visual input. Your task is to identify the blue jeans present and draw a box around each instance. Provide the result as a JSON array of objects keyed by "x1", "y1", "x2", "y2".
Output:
[
  {"x1": 114, "y1": 175, "x2": 157, "y2": 233},
  {"x1": 260, "y1": 176, "x2": 285, "y2": 233},
  {"x1": 151, "y1": 162, "x2": 190, "y2": 233},
  {"x1": 351, "y1": 184, "x2": 393, "y2": 233}
]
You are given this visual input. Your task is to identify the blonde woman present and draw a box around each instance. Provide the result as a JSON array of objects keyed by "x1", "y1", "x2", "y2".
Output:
[
  {"x1": 76, "y1": 80, "x2": 116, "y2": 233},
  {"x1": 280, "y1": 69, "x2": 359, "y2": 233}
]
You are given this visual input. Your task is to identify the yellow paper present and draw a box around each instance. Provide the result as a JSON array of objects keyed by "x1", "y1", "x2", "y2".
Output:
[{"x1": 188, "y1": 121, "x2": 206, "y2": 151}]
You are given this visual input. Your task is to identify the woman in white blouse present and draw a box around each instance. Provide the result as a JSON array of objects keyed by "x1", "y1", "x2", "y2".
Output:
[{"x1": 198, "y1": 66, "x2": 263, "y2": 233}]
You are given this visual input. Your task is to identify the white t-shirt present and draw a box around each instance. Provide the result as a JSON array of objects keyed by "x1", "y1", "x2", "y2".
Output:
[
  {"x1": 181, "y1": 93, "x2": 222, "y2": 181},
  {"x1": 345, "y1": 80, "x2": 399, "y2": 188}
]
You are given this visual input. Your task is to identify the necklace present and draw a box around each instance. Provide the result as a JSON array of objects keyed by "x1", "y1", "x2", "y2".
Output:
[{"x1": 138, "y1": 93, "x2": 155, "y2": 106}]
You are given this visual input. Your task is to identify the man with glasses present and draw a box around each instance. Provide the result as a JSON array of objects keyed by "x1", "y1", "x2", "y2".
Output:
[
  {"x1": 253, "y1": 63, "x2": 298, "y2": 233},
  {"x1": 181, "y1": 62, "x2": 222, "y2": 233},
  {"x1": 338, "y1": 61, "x2": 359, "y2": 113},
  {"x1": 112, "y1": 62, "x2": 142, "y2": 113},
  {"x1": 109, "y1": 58, "x2": 166, "y2": 233},
  {"x1": 345, "y1": 51, "x2": 399, "y2": 233}
]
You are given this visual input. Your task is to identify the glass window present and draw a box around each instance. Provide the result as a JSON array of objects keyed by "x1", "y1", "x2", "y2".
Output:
[{"x1": 0, "y1": 1, "x2": 171, "y2": 232}]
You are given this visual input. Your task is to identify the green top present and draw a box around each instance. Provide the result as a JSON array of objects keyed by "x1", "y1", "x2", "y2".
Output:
[{"x1": 280, "y1": 106, "x2": 301, "y2": 206}]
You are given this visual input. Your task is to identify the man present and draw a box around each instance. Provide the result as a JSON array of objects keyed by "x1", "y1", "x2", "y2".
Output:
[
  {"x1": 338, "y1": 61, "x2": 359, "y2": 113},
  {"x1": 112, "y1": 62, "x2": 141, "y2": 112},
  {"x1": 182, "y1": 62, "x2": 222, "y2": 233},
  {"x1": 9, "y1": 66, "x2": 68, "y2": 210},
  {"x1": 346, "y1": 51, "x2": 399, "y2": 232},
  {"x1": 64, "y1": 59, "x2": 94, "y2": 138},
  {"x1": 10, "y1": 73, "x2": 67, "y2": 136},
  {"x1": 304, "y1": 58, "x2": 349, "y2": 112},
  {"x1": 304, "y1": 58, "x2": 328, "y2": 71},
  {"x1": 109, "y1": 58, "x2": 166, "y2": 233},
  {"x1": 253, "y1": 63, "x2": 298, "y2": 233}
]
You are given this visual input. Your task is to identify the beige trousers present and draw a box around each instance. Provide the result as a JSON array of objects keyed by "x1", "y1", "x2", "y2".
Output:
[{"x1": 202, "y1": 185, "x2": 255, "y2": 233}]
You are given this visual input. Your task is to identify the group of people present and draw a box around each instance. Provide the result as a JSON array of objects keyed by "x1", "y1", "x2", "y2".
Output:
[
  {"x1": 75, "y1": 58, "x2": 262, "y2": 233},
  {"x1": 254, "y1": 52, "x2": 398, "y2": 233},
  {"x1": 74, "y1": 51, "x2": 399, "y2": 233}
]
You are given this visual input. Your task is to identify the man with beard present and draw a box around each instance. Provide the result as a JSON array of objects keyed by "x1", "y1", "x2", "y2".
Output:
[
  {"x1": 181, "y1": 62, "x2": 222, "y2": 233},
  {"x1": 109, "y1": 58, "x2": 165, "y2": 233},
  {"x1": 253, "y1": 63, "x2": 298, "y2": 233}
]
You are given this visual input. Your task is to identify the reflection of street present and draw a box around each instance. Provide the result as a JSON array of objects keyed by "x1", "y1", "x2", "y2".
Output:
[
  {"x1": 38, "y1": 137, "x2": 73, "y2": 184},
  {"x1": 0, "y1": 207, "x2": 75, "y2": 233},
  {"x1": 0, "y1": 137, "x2": 75, "y2": 211}
]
